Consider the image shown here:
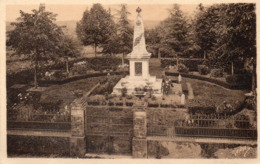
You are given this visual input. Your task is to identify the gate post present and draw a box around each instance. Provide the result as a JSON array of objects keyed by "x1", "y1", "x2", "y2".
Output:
[
  {"x1": 132, "y1": 102, "x2": 147, "y2": 158},
  {"x1": 70, "y1": 100, "x2": 86, "y2": 157}
]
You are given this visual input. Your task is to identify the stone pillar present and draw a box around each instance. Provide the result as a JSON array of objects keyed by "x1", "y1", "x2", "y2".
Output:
[
  {"x1": 70, "y1": 104, "x2": 86, "y2": 157},
  {"x1": 132, "y1": 111, "x2": 147, "y2": 158}
]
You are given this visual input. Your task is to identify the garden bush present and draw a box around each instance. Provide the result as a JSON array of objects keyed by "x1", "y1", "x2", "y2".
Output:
[
  {"x1": 177, "y1": 63, "x2": 189, "y2": 73},
  {"x1": 225, "y1": 74, "x2": 252, "y2": 85},
  {"x1": 245, "y1": 96, "x2": 256, "y2": 110},
  {"x1": 215, "y1": 101, "x2": 241, "y2": 114},
  {"x1": 234, "y1": 114, "x2": 251, "y2": 129},
  {"x1": 210, "y1": 69, "x2": 223, "y2": 77},
  {"x1": 161, "y1": 58, "x2": 206, "y2": 71},
  {"x1": 198, "y1": 65, "x2": 210, "y2": 75}
]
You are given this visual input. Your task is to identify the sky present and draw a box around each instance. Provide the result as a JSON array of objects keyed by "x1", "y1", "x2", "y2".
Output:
[{"x1": 6, "y1": 4, "x2": 200, "y2": 22}]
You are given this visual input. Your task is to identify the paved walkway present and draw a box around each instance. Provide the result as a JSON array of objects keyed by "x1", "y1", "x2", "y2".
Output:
[{"x1": 147, "y1": 136, "x2": 257, "y2": 145}]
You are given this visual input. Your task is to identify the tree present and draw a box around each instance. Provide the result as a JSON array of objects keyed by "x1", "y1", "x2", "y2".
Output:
[
  {"x1": 116, "y1": 4, "x2": 133, "y2": 64},
  {"x1": 101, "y1": 8, "x2": 119, "y2": 56},
  {"x1": 209, "y1": 4, "x2": 256, "y2": 77},
  {"x1": 145, "y1": 27, "x2": 162, "y2": 59},
  {"x1": 76, "y1": 4, "x2": 115, "y2": 57},
  {"x1": 194, "y1": 4, "x2": 219, "y2": 59},
  {"x1": 7, "y1": 4, "x2": 63, "y2": 88},
  {"x1": 160, "y1": 4, "x2": 190, "y2": 62},
  {"x1": 58, "y1": 35, "x2": 82, "y2": 73}
]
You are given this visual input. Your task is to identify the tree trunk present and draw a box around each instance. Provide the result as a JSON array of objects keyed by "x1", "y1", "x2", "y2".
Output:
[
  {"x1": 34, "y1": 53, "x2": 38, "y2": 89},
  {"x1": 94, "y1": 44, "x2": 97, "y2": 57},
  {"x1": 231, "y1": 61, "x2": 234, "y2": 76},
  {"x1": 252, "y1": 63, "x2": 256, "y2": 93},
  {"x1": 66, "y1": 57, "x2": 69, "y2": 74},
  {"x1": 177, "y1": 55, "x2": 179, "y2": 67},
  {"x1": 122, "y1": 52, "x2": 125, "y2": 65},
  {"x1": 158, "y1": 49, "x2": 161, "y2": 60},
  {"x1": 203, "y1": 50, "x2": 207, "y2": 59}
]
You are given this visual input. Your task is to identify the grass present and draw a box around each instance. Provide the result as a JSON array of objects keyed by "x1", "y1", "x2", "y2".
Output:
[
  {"x1": 40, "y1": 76, "x2": 108, "y2": 108},
  {"x1": 181, "y1": 77, "x2": 246, "y2": 113}
]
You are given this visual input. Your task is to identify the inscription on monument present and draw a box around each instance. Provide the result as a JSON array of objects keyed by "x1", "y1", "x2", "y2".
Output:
[{"x1": 135, "y1": 62, "x2": 142, "y2": 76}]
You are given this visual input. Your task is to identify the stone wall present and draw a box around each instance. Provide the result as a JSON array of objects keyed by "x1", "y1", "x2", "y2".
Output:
[{"x1": 7, "y1": 135, "x2": 70, "y2": 156}]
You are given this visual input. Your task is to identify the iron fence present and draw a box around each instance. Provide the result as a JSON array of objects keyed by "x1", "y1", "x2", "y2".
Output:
[
  {"x1": 147, "y1": 113, "x2": 257, "y2": 140},
  {"x1": 7, "y1": 112, "x2": 70, "y2": 122},
  {"x1": 175, "y1": 127, "x2": 257, "y2": 140}
]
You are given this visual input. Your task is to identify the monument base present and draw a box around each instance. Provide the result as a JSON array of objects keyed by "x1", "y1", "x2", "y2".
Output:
[{"x1": 112, "y1": 75, "x2": 162, "y2": 97}]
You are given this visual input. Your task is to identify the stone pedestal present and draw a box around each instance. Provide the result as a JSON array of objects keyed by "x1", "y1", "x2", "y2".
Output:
[
  {"x1": 132, "y1": 111, "x2": 147, "y2": 158},
  {"x1": 132, "y1": 138, "x2": 147, "y2": 158},
  {"x1": 70, "y1": 136, "x2": 86, "y2": 157},
  {"x1": 70, "y1": 103, "x2": 86, "y2": 157},
  {"x1": 133, "y1": 111, "x2": 146, "y2": 138}
]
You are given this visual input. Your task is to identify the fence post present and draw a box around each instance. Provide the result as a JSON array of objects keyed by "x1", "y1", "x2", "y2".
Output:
[
  {"x1": 70, "y1": 99, "x2": 86, "y2": 157},
  {"x1": 132, "y1": 102, "x2": 147, "y2": 158}
]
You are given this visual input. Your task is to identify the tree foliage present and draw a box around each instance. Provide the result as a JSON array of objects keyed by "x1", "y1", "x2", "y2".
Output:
[
  {"x1": 159, "y1": 4, "x2": 190, "y2": 58},
  {"x1": 117, "y1": 4, "x2": 133, "y2": 55},
  {"x1": 7, "y1": 4, "x2": 64, "y2": 88},
  {"x1": 116, "y1": 4, "x2": 133, "y2": 64},
  {"x1": 76, "y1": 4, "x2": 115, "y2": 56}
]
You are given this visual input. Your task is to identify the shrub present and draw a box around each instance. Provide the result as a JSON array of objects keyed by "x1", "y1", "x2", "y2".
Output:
[
  {"x1": 210, "y1": 69, "x2": 223, "y2": 77},
  {"x1": 177, "y1": 63, "x2": 189, "y2": 73},
  {"x1": 198, "y1": 65, "x2": 210, "y2": 75},
  {"x1": 161, "y1": 58, "x2": 206, "y2": 71},
  {"x1": 71, "y1": 63, "x2": 88, "y2": 75},
  {"x1": 87, "y1": 95, "x2": 106, "y2": 103},
  {"x1": 225, "y1": 74, "x2": 252, "y2": 86},
  {"x1": 126, "y1": 95, "x2": 133, "y2": 100},
  {"x1": 215, "y1": 99, "x2": 244, "y2": 115},
  {"x1": 234, "y1": 114, "x2": 251, "y2": 129},
  {"x1": 245, "y1": 96, "x2": 256, "y2": 110},
  {"x1": 121, "y1": 87, "x2": 127, "y2": 97}
]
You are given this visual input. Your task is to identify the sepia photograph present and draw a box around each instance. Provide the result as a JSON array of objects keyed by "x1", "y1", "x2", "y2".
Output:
[{"x1": 1, "y1": 0, "x2": 258, "y2": 162}]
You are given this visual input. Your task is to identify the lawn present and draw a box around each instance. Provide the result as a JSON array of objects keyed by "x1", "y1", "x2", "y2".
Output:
[
  {"x1": 181, "y1": 77, "x2": 247, "y2": 113},
  {"x1": 40, "y1": 76, "x2": 111, "y2": 108}
]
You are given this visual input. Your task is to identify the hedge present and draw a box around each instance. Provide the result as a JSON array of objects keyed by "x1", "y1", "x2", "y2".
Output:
[
  {"x1": 7, "y1": 57, "x2": 128, "y2": 88},
  {"x1": 165, "y1": 71, "x2": 251, "y2": 90},
  {"x1": 161, "y1": 58, "x2": 206, "y2": 71},
  {"x1": 225, "y1": 74, "x2": 252, "y2": 86},
  {"x1": 39, "y1": 71, "x2": 127, "y2": 85}
]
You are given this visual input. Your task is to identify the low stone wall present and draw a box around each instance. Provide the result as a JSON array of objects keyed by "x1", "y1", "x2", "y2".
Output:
[{"x1": 7, "y1": 135, "x2": 70, "y2": 156}]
